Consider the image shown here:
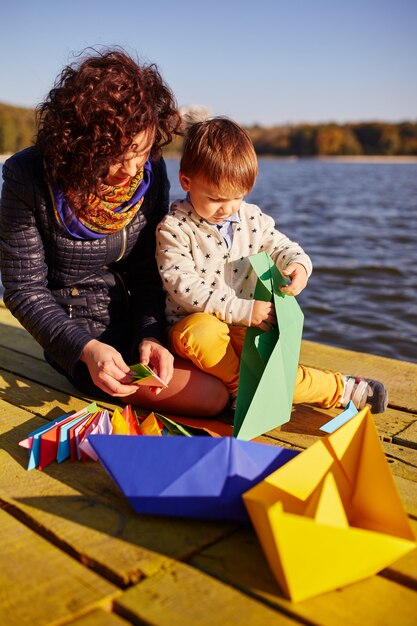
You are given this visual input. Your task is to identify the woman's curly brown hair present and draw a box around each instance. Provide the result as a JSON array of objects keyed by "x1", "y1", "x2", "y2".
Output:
[{"x1": 36, "y1": 48, "x2": 181, "y2": 200}]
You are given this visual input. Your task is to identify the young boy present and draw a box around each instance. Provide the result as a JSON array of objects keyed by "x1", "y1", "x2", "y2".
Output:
[{"x1": 156, "y1": 117, "x2": 387, "y2": 413}]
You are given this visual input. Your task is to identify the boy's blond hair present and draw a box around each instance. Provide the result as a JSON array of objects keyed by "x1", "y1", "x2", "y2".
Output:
[{"x1": 180, "y1": 117, "x2": 258, "y2": 195}]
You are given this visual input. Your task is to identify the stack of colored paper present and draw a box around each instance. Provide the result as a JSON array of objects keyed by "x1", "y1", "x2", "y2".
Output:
[
  {"x1": 19, "y1": 403, "x2": 236, "y2": 471},
  {"x1": 18, "y1": 402, "x2": 111, "y2": 470},
  {"x1": 112, "y1": 407, "x2": 233, "y2": 437}
]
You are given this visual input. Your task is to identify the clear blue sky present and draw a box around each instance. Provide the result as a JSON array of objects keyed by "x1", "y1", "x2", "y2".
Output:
[{"x1": 1, "y1": 0, "x2": 416, "y2": 126}]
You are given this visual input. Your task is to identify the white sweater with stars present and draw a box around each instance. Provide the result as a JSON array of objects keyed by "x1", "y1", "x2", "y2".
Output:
[{"x1": 156, "y1": 198, "x2": 312, "y2": 327}]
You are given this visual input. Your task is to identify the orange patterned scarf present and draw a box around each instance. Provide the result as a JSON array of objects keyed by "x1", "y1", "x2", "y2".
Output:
[{"x1": 51, "y1": 160, "x2": 153, "y2": 239}]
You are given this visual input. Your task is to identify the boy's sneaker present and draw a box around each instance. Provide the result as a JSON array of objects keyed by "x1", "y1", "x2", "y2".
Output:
[{"x1": 341, "y1": 375, "x2": 388, "y2": 414}]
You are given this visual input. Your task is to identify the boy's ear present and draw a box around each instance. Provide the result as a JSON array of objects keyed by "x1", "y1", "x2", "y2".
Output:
[{"x1": 179, "y1": 172, "x2": 191, "y2": 192}]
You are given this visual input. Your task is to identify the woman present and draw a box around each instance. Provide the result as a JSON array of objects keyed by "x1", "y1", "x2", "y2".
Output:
[{"x1": 0, "y1": 49, "x2": 228, "y2": 415}]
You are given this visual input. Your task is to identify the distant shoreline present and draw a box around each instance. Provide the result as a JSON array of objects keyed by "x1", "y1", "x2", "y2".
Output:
[
  {"x1": 166, "y1": 153, "x2": 417, "y2": 163},
  {"x1": 310, "y1": 155, "x2": 417, "y2": 164},
  {"x1": 2, "y1": 153, "x2": 417, "y2": 166}
]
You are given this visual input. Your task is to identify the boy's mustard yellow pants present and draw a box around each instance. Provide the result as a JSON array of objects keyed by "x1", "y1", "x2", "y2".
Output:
[{"x1": 169, "y1": 312, "x2": 344, "y2": 407}]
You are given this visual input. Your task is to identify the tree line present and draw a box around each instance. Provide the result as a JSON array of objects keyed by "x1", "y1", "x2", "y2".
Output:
[
  {"x1": 0, "y1": 103, "x2": 36, "y2": 154},
  {"x1": 246, "y1": 121, "x2": 417, "y2": 156},
  {"x1": 1, "y1": 101, "x2": 416, "y2": 156}
]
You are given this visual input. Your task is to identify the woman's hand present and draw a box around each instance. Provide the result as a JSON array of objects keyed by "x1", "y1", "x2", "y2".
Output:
[
  {"x1": 280, "y1": 262, "x2": 308, "y2": 296},
  {"x1": 80, "y1": 339, "x2": 139, "y2": 397},
  {"x1": 250, "y1": 300, "x2": 276, "y2": 331},
  {"x1": 138, "y1": 337, "x2": 175, "y2": 394}
]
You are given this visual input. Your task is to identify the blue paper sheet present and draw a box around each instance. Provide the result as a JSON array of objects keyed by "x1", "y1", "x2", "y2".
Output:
[
  {"x1": 24, "y1": 414, "x2": 72, "y2": 470},
  {"x1": 88, "y1": 435, "x2": 298, "y2": 521},
  {"x1": 320, "y1": 401, "x2": 358, "y2": 433}
]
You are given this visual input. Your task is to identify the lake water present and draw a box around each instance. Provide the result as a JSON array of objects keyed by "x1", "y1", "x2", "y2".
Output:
[
  {"x1": 1, "y1": 158, "x2": 416, "y2": 364},
  {"x1": 166, "y1": 158, "x2": 417, "y2": 364}
]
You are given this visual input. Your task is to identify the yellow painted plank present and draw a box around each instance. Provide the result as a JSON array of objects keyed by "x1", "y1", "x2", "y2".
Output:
[
  {"x1": 0, "y1": 343, "x2": 88, "y2": 397},
  {"x1": 3, "y1": 300, "x2": 415, "y2": 414},
  {"x1": 0, "y1": 362, "x2": 119, "y2": 417},
  {"x1": 114, "y1": 561, "x2": 298, "y2": 626},
  {"x1": 190, "y1": 527, "x2": 417, "y2": 626},
  {"x1": 0, "y1": 398, "x2": 236, "y2": 586},
  {"x1": 391, "y1": 475, "x2": 417, "y2": 518},
  {"x1": 2, "y1": 340, "x2": 413, "y2": 450},
  {"x1": 300, "y1": 339, "x2": 417, "y2": 413},
  {"x1": 382, "y1": 444, "x2": 417, "y2": 483},
  {"x1": 0, "y1": 306, "x2": 124, "y2": 414},
  {"x1": 68, "y1": 609, "x2": 131, "y2": 625},
  {"x1": 0, "y1": 303, "x2": 45, "y2": 359},
  {"x1": 263, "y1": 428, "x2": 316, "y2": 450},
  {"x1": 382, "y1": 519, "x2": 417, "y2": 587},
  {"x1": 0, "y1": 320, "x2": 150, "y2": 418},
  {"x1": 0, "y1": 507, "x2": 119, "y2": 626},
  {"x1": 383, "y1": 441, "x2": 417, "y2": 469},
  {"x1": 275, "y1": 402, "x2": 417, "y2": 442},
  {"x1": 2, "y1": 333, "x2": 414, "y2": 511}
]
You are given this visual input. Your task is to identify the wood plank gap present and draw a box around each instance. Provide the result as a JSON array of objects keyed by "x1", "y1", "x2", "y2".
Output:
[
  {"x1": 392, "y1": 418, "x2": 417, "y2": 451},
  {"x1": 378, "y1": 568, "x2": 417, "y2": 592},
  {"x1": 0, "y1": 495, "x2": 132, "y2": 589},
  {"x1": 382, "y1": 436, "x2": 417, "y2": 454},
  {"x1": 0, "y1": 506, "x2": 120, "y2": 626},
  {"x1": 261, "y1": 434, "x2": 303, "y2": 450},
  {"x1": 0, "y1": 361, "x2": 88, "y2": 402},
  {"x1": 38, "y1": 602, "x2": 117, "y2": 626},
  {"x1": 0, "y1": 362, "x2": 120, "y2": 412},
  {"x1": 393, "y1": 438, "x2": 417, "y2": 451},
  {"x1": 387, "y1": 402, "x2": 416, "y2": 414},
  {"x1": 0, "y1": 396, "x2": 53, "y2": 419},
  {"x1": 180, "y1": 525, "x2": 243, "y2": 563},
  {"x1": 0, "y1": 342, "x2": 45, "y2": 362},
  {"x1": 61, "y1": 608, "x2": 133, "y2": 626},
  {"x1": 188, "y1": 560, "x2": 317, "y2": 626},
  {"x1": 113, "y1": 560, "x2": 310, "y2": 626},
  {"x1": 385, "y1": 451, "x2": 417, "y2": 469},
  {"x1": 0, "y1": 395, "x2": 53, "y2": 420},
  {"x1": 0, "y1": 391, "x2": 86, "y2": 424},
  {"x1": 265, "y1": 428, "x2": 417, "y2": 457}
]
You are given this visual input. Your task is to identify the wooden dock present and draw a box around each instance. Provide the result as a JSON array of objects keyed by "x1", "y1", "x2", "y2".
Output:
[{"x1": 0, "y1": 300, "x2": 416, "y2": 626}]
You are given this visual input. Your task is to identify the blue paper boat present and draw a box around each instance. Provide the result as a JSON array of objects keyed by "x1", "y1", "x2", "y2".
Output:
[{"x1": 88, "y1": 435, "x2": 298, "y2": 521}]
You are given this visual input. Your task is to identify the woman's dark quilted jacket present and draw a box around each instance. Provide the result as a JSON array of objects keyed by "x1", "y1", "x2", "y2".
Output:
[{"x1": 0, "y1": 147, "x2": 169, "y2": 378}]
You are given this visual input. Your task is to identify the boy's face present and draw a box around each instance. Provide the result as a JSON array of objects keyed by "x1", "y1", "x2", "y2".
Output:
[{"x1": 179, "y1": 174, "x2": 244, "y2": 224}]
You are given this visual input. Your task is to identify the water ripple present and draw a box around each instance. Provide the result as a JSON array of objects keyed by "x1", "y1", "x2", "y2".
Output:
[{"x1": 167, "y1": 158, "x2": 417, "y2": 364}]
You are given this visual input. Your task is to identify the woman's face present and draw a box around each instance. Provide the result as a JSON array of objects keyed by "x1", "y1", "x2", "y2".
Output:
[{"x1": 104, "y1": 129, "x2": 155, "y2": 186}]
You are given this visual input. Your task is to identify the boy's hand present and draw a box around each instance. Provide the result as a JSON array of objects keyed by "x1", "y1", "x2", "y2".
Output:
[
  {"x1": 280, "y1": 263, "x2": 308, "y2": 296},
  {"x1": 251, "y1": 301, "x2": 276, "y2": 331}
]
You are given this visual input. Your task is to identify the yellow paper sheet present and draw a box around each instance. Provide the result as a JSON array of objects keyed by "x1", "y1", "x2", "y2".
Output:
[
  {"x1": 140, "y1": 412, "x2": 163, "y2": 436},
  {"x1": 243, "y1": 407, "x2": 416, "y2": 602},
  {"x1": 111, "y1": 408, "x2": 129, "y2": 435}
]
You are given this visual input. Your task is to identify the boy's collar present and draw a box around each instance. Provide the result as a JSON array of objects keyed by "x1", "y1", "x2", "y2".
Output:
[
  {"x1": 214, "y1": 213, "x2": 241, "y2": 227},
  {"x1": 184, "y1": 193, "x2": 241, "y2": 226}
]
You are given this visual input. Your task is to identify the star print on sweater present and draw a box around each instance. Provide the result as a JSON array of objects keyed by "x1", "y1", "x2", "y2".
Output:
[{"x1": 156, "y1": 197, "x2": 312, "y2": 326}]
